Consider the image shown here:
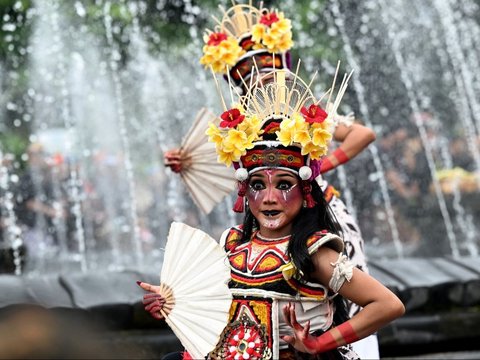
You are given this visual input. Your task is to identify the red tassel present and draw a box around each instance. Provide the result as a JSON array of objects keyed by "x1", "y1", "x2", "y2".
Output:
[
  {"x1": 233, "y1": 181, "x2": 247, "y2": 213},
  {"x1": 302, "y1": 181, "x2": 316, "y2": 208}
]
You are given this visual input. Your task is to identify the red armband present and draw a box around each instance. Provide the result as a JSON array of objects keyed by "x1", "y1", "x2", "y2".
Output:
[
  {"x1": 333, "y1": 148, "x2": 350, "y2": 165},
  {"x1": 304, "y1": 322, "x2": 360, "y2": 354},
  {"x1": 319, "y1": 158, "x2": 334, "y2": 174},
  {"x1": 320, "y1": 148, "x2": 350, "y2": 174}
]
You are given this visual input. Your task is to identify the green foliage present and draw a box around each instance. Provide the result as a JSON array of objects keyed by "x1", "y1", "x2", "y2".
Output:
[
  {"x1": 0, "y1": 0, "x2": 32, "y2": 66},
  {"x1": 0, "y1": 131, "x2": 28, "y2": 169}
]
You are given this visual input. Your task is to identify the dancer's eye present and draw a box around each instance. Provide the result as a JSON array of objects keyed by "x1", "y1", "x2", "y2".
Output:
[
  {"x1": 277, "y1": 181, "x2": 294, "y2": 191},
  {"x1": 249, "y1": 180, "x2": 265, "y2": 191}
]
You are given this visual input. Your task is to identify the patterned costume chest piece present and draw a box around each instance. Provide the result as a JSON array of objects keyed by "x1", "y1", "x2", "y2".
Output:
[
  {"x1": 211, "y1": 227, "x2": 346, "y2": 359},
  {"x1": 229, "y1": 233, "x2": 290, "y2": 277}
]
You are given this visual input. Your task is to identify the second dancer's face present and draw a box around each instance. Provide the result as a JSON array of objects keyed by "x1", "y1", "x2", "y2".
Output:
[{"x1": 246, "y1": 169, "x2": 303, "y2": 238}]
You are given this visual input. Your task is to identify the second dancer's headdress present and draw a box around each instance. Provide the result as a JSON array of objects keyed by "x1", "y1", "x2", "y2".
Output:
[{"x1": 200, "y1": 1, "x2": 293, "y2": 90}]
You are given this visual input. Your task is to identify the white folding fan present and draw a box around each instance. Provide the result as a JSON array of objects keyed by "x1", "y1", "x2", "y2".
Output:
[
  {"x1": 157, "y1": 222, "x2": 232, "y2": 359},
  {"x1": 178, "y1": 107, "x2": 236, "y2": 214}
]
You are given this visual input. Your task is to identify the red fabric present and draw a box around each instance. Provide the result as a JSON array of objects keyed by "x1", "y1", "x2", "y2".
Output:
[
  {"x1": 233, "y1": 181, "x2": 247, "y2": 213},
  {"x1": 182, "y1": 351, "x2": 193, "y2": 360},
  {"x1": 333, "y1": 147, "x2": 349, "y2": 165},
  {"x1": 319, "y1": 157, "x2": 334, "y2": 174},
  {"x1": 301, "y1": 181, "x2": 316, "y2": 208},
  {"x1": 319, "y1": 148, "x2": 350, "y2": 174}
]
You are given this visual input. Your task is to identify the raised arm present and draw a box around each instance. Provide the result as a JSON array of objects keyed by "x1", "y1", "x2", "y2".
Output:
[
  {"x1": 320, "y1": 123, "x2": 376, "y2": 174},
  {"x1": 282, "y1": 246, "x2": 404, "y2": 354}
]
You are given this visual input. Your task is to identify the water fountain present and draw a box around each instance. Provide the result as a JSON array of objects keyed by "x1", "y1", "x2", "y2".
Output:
[{"x1": 0, "y1": 0, "x2": 479, "y2": 357}]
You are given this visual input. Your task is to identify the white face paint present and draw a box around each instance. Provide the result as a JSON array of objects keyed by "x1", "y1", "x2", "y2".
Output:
[
  {"x1": 246, "y1": 169, "x2": 304, "y2": 238},
  {"x1": 262, "y1": 217, "x2": 282, "y2": 229}
]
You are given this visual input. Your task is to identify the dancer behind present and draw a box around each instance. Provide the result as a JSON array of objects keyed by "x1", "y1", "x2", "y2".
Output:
[
  {"x1": 139, "y1": 68, "x2": 404, "y2": 359},
  {"x1": 164, "y1": 3, "x2": 378, "y2": 356}
]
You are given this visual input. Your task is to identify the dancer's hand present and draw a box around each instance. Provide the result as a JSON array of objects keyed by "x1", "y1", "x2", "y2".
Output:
[
  {"x1": 164, "y1": 148, "x2": 183, "y2": 173},
  {"x1": 137, "y1": 281, "x2": 166, "y2": 320},
  {"x1": 281, "y1": 302, "x2": 319, "y2": 354}
]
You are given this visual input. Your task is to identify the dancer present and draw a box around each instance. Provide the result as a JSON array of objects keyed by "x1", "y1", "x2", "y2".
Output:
[
  {"x1": 165, "y1": 3, "x2": 378, "y2": 356},
  {"x1": 139, "y1": 68, "x2": 404, "y2": 359}
]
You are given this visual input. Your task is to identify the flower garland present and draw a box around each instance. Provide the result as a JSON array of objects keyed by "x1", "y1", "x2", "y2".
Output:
[
  {"x1": 206, "y1": 104, "x2": 332, "y2": 166},
  {"x1": 251, "y1": 11, "x2": 294, "y2": 53},
  {"x1": 200, "y1": 32, "x2": 245, "y2": 74}
]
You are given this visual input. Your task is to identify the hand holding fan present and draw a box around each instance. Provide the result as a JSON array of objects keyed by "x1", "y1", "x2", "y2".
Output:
[
  {"x1": 173, "y1": 107, "x2": 236, "y2": 214},
  {"x1": 139, "y1": 222, "x2": 232, "y2": 359}
]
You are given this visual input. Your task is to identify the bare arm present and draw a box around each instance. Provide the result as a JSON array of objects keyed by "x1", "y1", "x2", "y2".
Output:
[
  {"x1": 321, "y1": 123, "x2": 376, "y2": 174},
  {"x1": 282, "y1": 246, "x2": 404, "y2": 354}
]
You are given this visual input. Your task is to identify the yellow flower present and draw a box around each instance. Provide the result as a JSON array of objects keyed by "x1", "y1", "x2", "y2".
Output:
[
  {"x1": 292, "y1": 113, "x2": 308, "y2": 132},
  {"x1": 294, "y1": 129, "x2": 311, "y2": 146},
  {"x1": 245, "y1": 134, "x2": 257, "y2": 149},
  {"x1": 271, "y1": 17, "x2": 291, "y2": 33},
  {"x1": 200, "y1": 37, "x2": 243, "y2": 74},
  {"x1": 218, "y1": 150, "x2": 237, "y2": 167},
  {"x1": 211, "y1": 61, "x2": 226, "y2": 73},
  {"x1": 276, "y1": 128, "x2": 294, "y2": 146},
  {"x1": 205, "y1": 123, "x2": 223, "y2": 144},
  {"x1": 225, "y1": 129, "x2": 248, "y2": 151},
  {"x1": 218, "y1": 38, "x2": 244, "y2": 65},
  {"x1": 262, "y1": 32, "x2": 277, "y2": 52},
  {"x1": 251, "y1": 24, "x2": 265, "y2": 44},
  {"x1": 244, "y1": 115, "x2": 263, "y2": 137},
  {"x1": 309, "y1": 145, "x2": 328, "y2": 160},
  {"x1": 311, "y1": 127, "x2": 332, "y2": 147},
  {"x1": 276, "y1": 34, "x2": 294, "y2": 53},
  {"x1": 301, "y1": 141, "x2": 318, "y2": 156}
]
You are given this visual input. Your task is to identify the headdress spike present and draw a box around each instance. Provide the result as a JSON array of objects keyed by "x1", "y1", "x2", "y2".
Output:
[{"x1": 210, "y1": 66, "x2": 227, "y2": 111}]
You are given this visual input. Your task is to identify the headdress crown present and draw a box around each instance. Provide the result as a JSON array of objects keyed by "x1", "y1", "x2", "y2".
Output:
[{"x1": 206, "y1": 62, "x2": 352, "y2": 172}]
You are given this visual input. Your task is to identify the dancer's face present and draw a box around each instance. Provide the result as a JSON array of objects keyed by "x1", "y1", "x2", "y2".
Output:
[{"x1": 246, "y1": 169, "x2": 303, "y2": 238}]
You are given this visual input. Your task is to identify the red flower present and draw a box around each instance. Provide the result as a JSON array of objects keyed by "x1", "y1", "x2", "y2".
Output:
[
  {"x1": 220, "y1": 108, "x2": 245, "y2": 128},
  {"x1": 207, "y1": 32, "x2": 228, "y2": 46},
  {"x1": 301, "y1": 104, "x2": 328, "y2": 124},
  {"x1": 260, "y1": 12, "x2": 279, "y2": 26}
]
